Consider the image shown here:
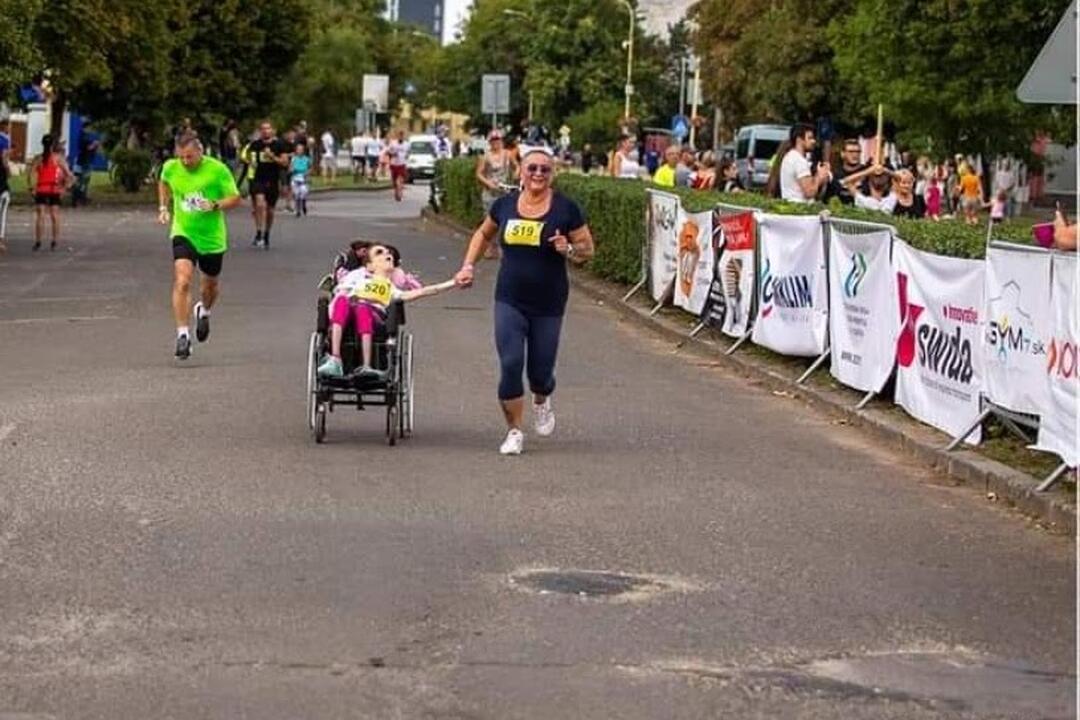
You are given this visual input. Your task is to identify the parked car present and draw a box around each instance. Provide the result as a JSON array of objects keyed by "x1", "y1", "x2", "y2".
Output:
[
  {"x1": 406, "y1": 134, "x2": 438, "y2": 182},
  {"x1": 734, "y1": 124, "x2": 790, "y2": 188}
]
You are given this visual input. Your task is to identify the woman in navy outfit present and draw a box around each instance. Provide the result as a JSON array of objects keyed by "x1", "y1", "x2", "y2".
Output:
[{"x1": 455, "y1": 146, "x2": 595, "y2": 455}]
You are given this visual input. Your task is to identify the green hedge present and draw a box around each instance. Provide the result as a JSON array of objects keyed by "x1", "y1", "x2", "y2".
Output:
[{"x1": 437, "y1": 157, "x2": 1034, "y2": 284}]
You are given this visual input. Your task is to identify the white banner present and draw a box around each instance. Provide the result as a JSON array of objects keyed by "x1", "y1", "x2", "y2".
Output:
[
  {"x1": 894, "y1": 240, "x2": 985, "y2": 444},
  {"x1": 1032, "y1": 253, "x2": 1078, "y2": 466},
  {"x1": 751, "y1": 214, "x2": 828, "y2": 356},
  {"x1": 648, "y1": 192, "x2": 679, "y2": 302},
  {"x1": 828, "y1": 227, "x2": 900, "y2": 393},
  {"x1": 983, "y1": 245, "x2": 1052, "y2": 415},
  {"x1": 674, "y1": 208, "x2": 714, "y2": 315}
]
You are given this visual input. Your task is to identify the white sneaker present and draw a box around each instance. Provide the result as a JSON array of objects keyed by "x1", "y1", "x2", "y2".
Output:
[
  {"x1": 499, "y1": 429, "x2": 525, "y2": 456},
  {"x1": 534, "y1": 398, "x2": 555, "y2": 437}
]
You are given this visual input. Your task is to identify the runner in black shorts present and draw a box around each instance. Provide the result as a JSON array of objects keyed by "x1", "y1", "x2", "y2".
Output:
[
  {"x1": 246, "y1": 121, "x2": 291, "y2": 249},
  {"x1": 158, "y1": 132, "x2": 241, "y2": 360}
]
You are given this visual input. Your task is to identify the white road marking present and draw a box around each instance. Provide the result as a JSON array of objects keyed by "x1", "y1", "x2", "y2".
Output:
[{"x1": 0, "y1": 315, "x2": 121, "y2": 325}]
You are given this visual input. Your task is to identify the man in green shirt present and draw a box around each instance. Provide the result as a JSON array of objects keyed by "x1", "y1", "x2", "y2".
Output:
[
  {"x1": 158, "y1": 132, "x2": 241, "y2": 360},
  {"x1": 653, "y1": 146, "x2": 679, "y2": 188}
]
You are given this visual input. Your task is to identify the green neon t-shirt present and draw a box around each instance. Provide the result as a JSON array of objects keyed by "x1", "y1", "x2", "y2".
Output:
[{"x1": 161, "y1": 156, "x2": 239, "y2": 254}]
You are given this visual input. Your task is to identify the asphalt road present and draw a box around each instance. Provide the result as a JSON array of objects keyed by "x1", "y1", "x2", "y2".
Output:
[{"x1": 0, "y1": 187, "x2": 1074, "y2": 719}]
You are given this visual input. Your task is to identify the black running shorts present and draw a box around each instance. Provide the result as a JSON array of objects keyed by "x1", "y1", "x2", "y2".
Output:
[
  {"x1": 172, "y1": 236, "x2": 224, "y2": 277},
  {"x1": 250, "y1": 178, "x2": 279, "y2": 208}
]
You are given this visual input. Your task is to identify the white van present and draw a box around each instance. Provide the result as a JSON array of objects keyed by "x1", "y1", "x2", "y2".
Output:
[
  {"x1": 406, "y1": 134, "x2": 438, "y2": 182},
  {"x1": 734, "y1": 124, "x2": 790, "y2": 188}
]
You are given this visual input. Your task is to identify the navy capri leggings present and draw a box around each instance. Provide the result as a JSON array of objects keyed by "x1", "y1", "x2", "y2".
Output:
[{"x1": 495, "y1": 302, "x2": 563, "y2": 401}]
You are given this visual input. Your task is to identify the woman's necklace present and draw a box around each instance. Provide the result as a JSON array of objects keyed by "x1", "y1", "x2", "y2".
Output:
[{"x1": 519, "y1": 191, "x2": 549, "y2": 215}]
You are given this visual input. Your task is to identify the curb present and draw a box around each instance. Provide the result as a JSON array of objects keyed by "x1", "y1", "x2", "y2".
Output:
[
  {"x1": 420, "y1": 207, "x2": 1075, "y2": 534},
  {"x1": 5, "y1": 184, "x2": 393, "y2": 209}
]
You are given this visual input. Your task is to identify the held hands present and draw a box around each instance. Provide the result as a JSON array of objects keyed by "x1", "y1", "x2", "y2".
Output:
[
  {"x1": 158, "y1": 207, "x2": 170, "y2": 225},
  {"x1": 454, "y1": 264, "x2": 474, "y2": 288}
]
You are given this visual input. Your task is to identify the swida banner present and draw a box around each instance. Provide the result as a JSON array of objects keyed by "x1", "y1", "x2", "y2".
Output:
[
  {"x1": 647, "y1": 191, "x2": 680, "y2": 302},
  {"x1": 828, "y1": 227, "x2": 899, "y2": 394},
  {"x1": 673, "y1": 208, "x2": 714, "y2": 315},
  {"x1": 1032, "y1": 252, "x2": 1078, "y2": 466},
  {"x1": 983, "y1": 245, "x2": 1052, "y2": 416},
  {"x1": 893, "y1": 240, "x2": 985, "y2": 444},
  {"x1": 751, "y1": 214, "x2": 828, "y2": 356}
]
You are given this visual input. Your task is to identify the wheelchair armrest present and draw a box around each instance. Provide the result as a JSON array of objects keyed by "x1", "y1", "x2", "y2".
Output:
[{"x1": 317, "y1": 274, "x2": 335, "y2": 294}]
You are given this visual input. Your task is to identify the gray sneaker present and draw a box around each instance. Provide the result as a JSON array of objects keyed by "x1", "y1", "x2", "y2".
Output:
[{"x1": 317, "y1": 356, "x2": 344, "y2": 378}]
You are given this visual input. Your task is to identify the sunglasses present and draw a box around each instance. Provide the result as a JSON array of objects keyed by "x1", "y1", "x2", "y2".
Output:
[{"x1": 526, "y1": 164, "x2": 552, "y2": 176}]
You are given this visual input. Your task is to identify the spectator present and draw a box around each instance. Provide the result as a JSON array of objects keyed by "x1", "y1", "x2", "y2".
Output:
[
  {"x1": 958, "y1": 162, "x2": 983, "y2": 226},
  {"x1": 892, "y1": 169, "x2": 925, "y2": 219},
  {"x1": 675, "y1": 148, "x2": 695, "y2": 187},
  {"x1": 993, "y1": 159, "x2": 1016, "y2": 218},
  {"x1": 826, "y1": 138, "x2": 874, "y2": 205},
  {"x1": 691, "y1": 152, "x2": 717, "y2": 190},
  {"x1": 610, "y1": 134, "x2": 641, "y2": 180},
  {"x1": 0, "y1": 116, "x2": 9, "y2": 253},
  {"x1": 985, "y1": 189, "x2": 1007, "y2": 225},
  {"x1": 320, "y1": 128, "x2": 337, "y2": 181},
  {"x1": 779, "y1": 123, "x2": 830, "y2": 203},
  {"x1": 653, "y1": 146, "x2": 679, "y2": 187},
  {"x1": 72, "y1": 122, "x2": 100, "y2": 207},
  {"x1": 943, "y1": 160, "x2": 960, "y2": 215},
  {"x1": 717, "y1": 157, "x2": 743, "y2": 193},
  {"x1": 925, "y1": 176, "x2": 942, "y2": 221},
  {"x1": 644, "y1": 143, "x2": 661, "y2": 176},
  {"x1": 854, "y1": 168, "x2": 896, "y2": 214},
  {"x1": 581, "y1": 143, "x2": 594, "y2": 175},
  {"x1": 764, "y1": 140, "x2": 792, "y2": 199},
  {"x1": 219, "y1": 119, "x2": 239, "y2": 172},
  {"x1": 1054, "y1": 203, "x2": 1077, "y2": 250},
  {"x1": 350, "y1": 129, "x2": 367, "y2": 181}
]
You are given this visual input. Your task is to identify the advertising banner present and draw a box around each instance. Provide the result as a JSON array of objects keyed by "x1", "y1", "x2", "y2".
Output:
[
  {"x1": 648, "y1": 192, "x2": 680, "y2": 302},
  {"x1": 1032, "y1": 253, "x2": 1078, "y2": 466},
  {"x1": 893, "y1": 240, "x2": 985, "y2": 444},
  {"x1": 983, "y1": 245, "x2": 1052, "y2": 415},
  {"x1": 828, "y1": 227, "x2": 899, "y2": 393},
  {"x1": 673, "y1": 208, "x2": 715, "y2": 315},
  {"x1": 751, "y1": 214, "x2": 828, "y2": 356},
  {"x1": 708, "y1": 211, "x2": 757, "y2": 338}
]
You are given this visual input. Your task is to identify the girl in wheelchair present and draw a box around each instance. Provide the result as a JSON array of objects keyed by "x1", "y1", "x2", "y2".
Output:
[{"x1": 318, "y1": 243, "x2": 456, "y2": 379}]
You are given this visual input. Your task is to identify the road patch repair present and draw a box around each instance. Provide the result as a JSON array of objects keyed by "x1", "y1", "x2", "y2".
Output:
[
  {"x1": 509, "y1": 567, "x2": 698, "y2": 602},
  {"x1": 624, "y1": 650, "x2": 1074, "y2": 718}
]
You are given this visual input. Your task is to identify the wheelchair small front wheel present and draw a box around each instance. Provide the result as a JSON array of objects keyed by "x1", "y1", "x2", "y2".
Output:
[{"x1": 314, "y1": 403, "x2": 327, "y2": 444}]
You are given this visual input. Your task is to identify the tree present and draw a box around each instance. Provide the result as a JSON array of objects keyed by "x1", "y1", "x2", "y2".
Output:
[
  {"x1": 0, "y1": 0, "x2": 42, "y2": 97},
  {"x1": 690, "y1": 0, "x2": 854, "y2": 134},
  {"x1": 829, "y1": 0, "x2": 1071, "y2": 157}
]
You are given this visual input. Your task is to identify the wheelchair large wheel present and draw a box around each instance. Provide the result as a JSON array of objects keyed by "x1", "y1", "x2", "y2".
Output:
[
  {"x1": 400, "y1": 333, "x2": 414, "y2": 437},
  {"x1": 314, "y1": 402, "x2": 327, "y2": 443},
  {"x1": 306, "y1": 331, "x2": 321, "y2": 429}
]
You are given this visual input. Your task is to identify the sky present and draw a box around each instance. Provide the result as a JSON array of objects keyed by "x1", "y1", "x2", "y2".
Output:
[{"x1": 440, "y1": 0, "x2": 694, "y2": 44}]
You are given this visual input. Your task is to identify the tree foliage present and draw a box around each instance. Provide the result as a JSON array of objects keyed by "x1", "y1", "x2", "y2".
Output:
[
  {"x1": 0, "y1": 0, "x2": 43, "y2": 95},
  {"x1": 691, "y1": 0, "x2": 1071, "y2": 156}
]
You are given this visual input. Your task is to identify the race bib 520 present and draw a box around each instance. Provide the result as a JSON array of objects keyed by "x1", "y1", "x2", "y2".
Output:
[
  {"x1": 354, "y1": 277, "x2": 392, "y2": 305},
  {"x1": 503, "y1": 219, "x2": 544, "y2": 247}
]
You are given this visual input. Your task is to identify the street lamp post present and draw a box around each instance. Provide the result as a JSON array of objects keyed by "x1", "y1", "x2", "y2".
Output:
[
  {"x1": 503, "y1": 8, "x2": 536, "y2": 120},
  {"x1": 619, "y1": 0, "x2": 635, "y2": 120}
]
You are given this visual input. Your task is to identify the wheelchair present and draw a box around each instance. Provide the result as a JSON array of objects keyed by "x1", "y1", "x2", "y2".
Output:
[{"x1": 306, "y1": 250, "x2": 415, "y2": 445}]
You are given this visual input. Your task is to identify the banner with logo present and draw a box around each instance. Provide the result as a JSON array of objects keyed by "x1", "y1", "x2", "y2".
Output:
[
  {"x1": 751, "y1": 214, "x2": 828, "y2": 356},
  {"x1": 828, "y1": 227, "x2": 899, "y2": 393},
  {"x1": 709, "y1": 211, "x2": 757, "y2": 338},
  {"x1": 673, "y1": 208, "x2": 715, "y2": 315},
  {"x1": 648, "y1": 191, "x2": 680, "y2": 302},
  {"x1": 983, "y1": 245, "x2": 1052, "y2": 415},
  {"x1": 893, "y1": 240, "x2": 985, "y2": 444},
  {"x1": 1032, "y1": 253, "x2": 1078, "y2": 466}
]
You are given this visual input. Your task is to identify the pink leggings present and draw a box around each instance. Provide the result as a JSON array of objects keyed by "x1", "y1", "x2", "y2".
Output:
[{"x1": 330, "y1": 296, "x2": 380, "y2": 334}]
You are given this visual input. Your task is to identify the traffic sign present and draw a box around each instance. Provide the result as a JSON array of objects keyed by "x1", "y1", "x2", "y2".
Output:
[
  {"x1": 481, "y1": 74, "x2": 511, "y2": 115},
  {"x1": 362, "y1": 75, "x2": 389, "y2": 112},
  {"x1": 671, "y1": 114, "x2": 689, "y2": 140}
]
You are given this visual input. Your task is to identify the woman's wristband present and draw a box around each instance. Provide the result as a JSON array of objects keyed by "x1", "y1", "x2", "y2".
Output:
[{"x1": 461, "y1": 262, "x2": 475, "y2": 272}]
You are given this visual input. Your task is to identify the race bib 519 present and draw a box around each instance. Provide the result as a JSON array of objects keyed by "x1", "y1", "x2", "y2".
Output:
[
  {"x1": 504, "y1": 219, "x2": 544, "y2": 247},
  {"x1": 354, "y1": 277, "x2": 392, "y2": 305}
]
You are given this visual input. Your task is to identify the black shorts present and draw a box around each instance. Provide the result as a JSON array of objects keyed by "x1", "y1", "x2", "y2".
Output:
[
  {"x1": 172, "y1": 236, "x2": 224, "y2": 277},
  {"x1": 250, "y1": 178, "x2": 279, "y2": 208},
  {"x1": 34, "y1": 193, "x2": 62, "y2": 206}
]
